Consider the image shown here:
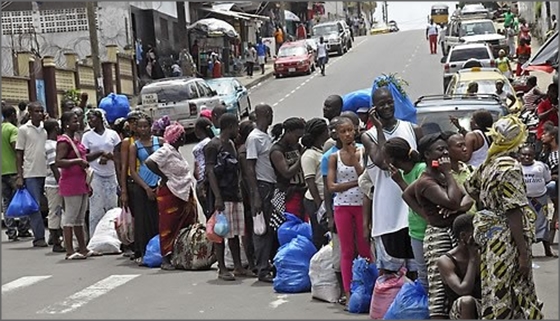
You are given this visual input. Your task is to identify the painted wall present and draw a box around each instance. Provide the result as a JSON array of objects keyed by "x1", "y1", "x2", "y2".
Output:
[{"x1": 518, "y1": 1, "x2": 558, "y2": 43}]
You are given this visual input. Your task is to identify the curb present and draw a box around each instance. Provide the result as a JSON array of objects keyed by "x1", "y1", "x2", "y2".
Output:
[{"x1": 245, "y1": 72, "x2": 275, "y2": 90}]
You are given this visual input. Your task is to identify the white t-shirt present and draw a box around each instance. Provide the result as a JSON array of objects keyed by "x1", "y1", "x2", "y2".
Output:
[
  {"x1": 45, "y1": 139, "x2": 58, "y2": 188},
  {"x1": 522, "y1": 161, "x2": 551, "y2": 197},
  {"x1": 246, "y1": 128, "x2": 276, "y2": 184},
  {"x1": 15, "y1": 121, "x2": 47, "y2": 178},
  {"x1": 317, "y1": 43, "x2": 328, "y2": 58},
  {"x1": 81, "y1": 128, "x2": 121, "y2": 177},
  {"x1": 427, "y1": 24, "x2": 439, "y2": 36},
  {"x1": 301, "y1": 147, "x2": 324, "y2": 201}
]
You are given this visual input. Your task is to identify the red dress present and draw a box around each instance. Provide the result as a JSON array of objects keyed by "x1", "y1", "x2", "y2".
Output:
[
  {"x1": 537, "y1": 98, "x2": 559, "y2": 139},
  {"x1": 212, "y1": 61, "x2": 222, "y2": 78}
]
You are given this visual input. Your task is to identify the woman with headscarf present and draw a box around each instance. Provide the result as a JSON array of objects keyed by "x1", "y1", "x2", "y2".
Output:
[
  {"x1": 464, "y1": 115, "x2": 544, "y2": 319},
  {"x1": 151, "y1": 115, "x2": 171, "y2": 137},
  {"x1": 301, "y1": 118, "x2": 330, "y2": 249},
  {"x1": 269, "y1": 117, "x2": 307, "y2": 226},
  {"x1": 81, "y1": 109, "x2": 121, "y2": 237},
  {"x1": 403, "y1": 133, "x2": 473, "y2": 319},
  {"x1": 146, "y1": 122, "x2": 198, "y2": 270}
]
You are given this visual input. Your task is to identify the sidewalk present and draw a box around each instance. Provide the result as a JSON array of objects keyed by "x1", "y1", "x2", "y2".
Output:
[{"x1": 234, "y1": 62, "x2": 275, "y2": 89}]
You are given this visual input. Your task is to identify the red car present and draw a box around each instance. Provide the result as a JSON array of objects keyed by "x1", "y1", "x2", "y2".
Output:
[{"x1": 274, "y1": 40, "x2": 316, "y2": 78}]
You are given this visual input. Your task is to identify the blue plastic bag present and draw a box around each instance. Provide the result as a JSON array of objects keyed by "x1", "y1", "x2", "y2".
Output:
[
  {"x1": 348, "y1": 257, "x2": 379, "y2": 314},
  {"x1": 342, "y1": 89, "x2": 372, "y2": 114},
  {"x1": 277, "y1": 213, "x2": 313, "y2": 246},
  {"x1": 6, "y1": 188, "x2": 39, "y2": 218},
  {"x1": 383, "y1": 280, "x2": 429, "y2": 320},
  {"x1": 371, "y1": 75, "x2": 417, "y2": 124},
  {"x1": 273, "y1": 235, "x2": 317, "y2": 293},
  {"x1": 143, "y1": 235, "x2": 162, "y2": 268},
  {"x1": 213, "y1": 212, "x2": 230, "y2": 237},
  {"x1": 99, "y1": 93, "x2": 130, "y2": 124}
]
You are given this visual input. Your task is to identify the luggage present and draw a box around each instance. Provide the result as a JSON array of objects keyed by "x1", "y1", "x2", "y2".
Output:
[
  {"x1": 309, "y1": 244, "x2": 340, "y2": 303},
  {"x1": 273, "y1": 235, "x2": 317, "y2": 293},
  {"x1": 87, "y1": 208, "x2": 122, "y2": 254},
  {"x1": 172, "y1": 223, "x2": 216, "y2": 270},
  {"x1": 277, "y1": 213, "x2": 313, "y2": 246},
  {"x1": 99, "y1": 93, "x2": 130, "y2": 123},
  {"x1": 369, "y1": 267, "x2": 411, "y2": 319},
  {"x1": 383, "y1": 280, "x2": 429, "y2": 320}
]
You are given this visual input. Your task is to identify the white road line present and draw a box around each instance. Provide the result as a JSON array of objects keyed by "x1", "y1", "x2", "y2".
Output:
[
  {"x1": 269, "y1": 294, "x2": 289, "y2": 309},
  {"x1": 37, "y1": 275, "x2": 140, "y2": 314},
  {"x1": 2, "y1": 276, "x2": 52, "y2": 295}
]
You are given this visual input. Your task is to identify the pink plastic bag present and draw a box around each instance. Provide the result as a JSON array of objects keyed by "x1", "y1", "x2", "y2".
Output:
[
  {"x1": 206, "y1": 212, "x2": 223, "y2": 244},
  {"x1": 114, "y1": 207, "x2": 134, "y2": 245},
  {"x1": 369, "y1": 268, "x2": 411, "y2": 319}
]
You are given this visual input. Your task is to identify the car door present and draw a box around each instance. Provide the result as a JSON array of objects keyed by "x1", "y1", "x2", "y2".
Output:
[
  {"x1": 196, "y1": 80, "x2": 221, "y2": 110},
  {"x1": 446, "y1": 21, "x2": 460, "y2": 50},
  {"x1": 233, "y1": 79, "x2": 250, "y2": 115}
]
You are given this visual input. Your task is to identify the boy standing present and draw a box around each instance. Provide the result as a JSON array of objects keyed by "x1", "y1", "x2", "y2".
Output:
[{"x1": 44, "y1": 119, "x2": 65, "y2": 252}]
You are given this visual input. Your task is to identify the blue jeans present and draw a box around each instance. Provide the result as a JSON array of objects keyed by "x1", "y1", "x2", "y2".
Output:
[
  {"x1": 410, "y1": 237, "x2": 429, "y2": 292},
  {"x1": 24, "y1": 177, "x2": 46, "y2": 242}
]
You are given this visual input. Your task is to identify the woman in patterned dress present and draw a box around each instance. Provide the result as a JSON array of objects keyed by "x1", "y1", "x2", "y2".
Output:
[{"x1": 464, "y1": 115, "x2": 544, "y2": 319}]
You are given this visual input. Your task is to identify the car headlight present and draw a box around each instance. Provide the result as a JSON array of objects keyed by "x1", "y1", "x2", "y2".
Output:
[
  {"x1": 298, "y1": 60, "x2": 306, "y2": 65},
  {"x1": 499, "y1": 38, "x2": 506, "y2": 45}
]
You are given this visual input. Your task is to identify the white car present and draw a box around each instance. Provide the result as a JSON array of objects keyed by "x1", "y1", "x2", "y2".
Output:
[
  {"x1": 442, "y1": 43, "x2": 496, "y2": 91},
  {"x1": 444, "y1": 18, "x2": 508, "y2": 57}
]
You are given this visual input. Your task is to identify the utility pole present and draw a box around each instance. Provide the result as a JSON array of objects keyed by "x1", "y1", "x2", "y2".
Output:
[
  {"x1": 86, "y1": 1, "x2": 102, "y2": 104},
  {"x1": 176, "y1": 1, "x2": 187, "y2": 50},
  {"x1": 383, "y1": 1, "x2": 389, "y2": 24}
]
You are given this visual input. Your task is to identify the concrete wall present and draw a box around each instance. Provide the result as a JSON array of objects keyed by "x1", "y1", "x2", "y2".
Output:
[{"x1": 518, "y1": 1, "x2": 558, "y2": 44}]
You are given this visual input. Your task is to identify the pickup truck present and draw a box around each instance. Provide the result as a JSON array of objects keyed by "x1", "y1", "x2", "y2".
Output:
[{"x1": 443, "y1": 17, "x2": 508, "y2": 57}]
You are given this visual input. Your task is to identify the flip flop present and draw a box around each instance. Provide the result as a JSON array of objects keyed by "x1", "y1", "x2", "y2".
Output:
[
  {"x1": 86, "y1": 250, "x2": 103, "y2": 257},
  {"x1": 233, "y1": 269, "x2": 257, "y2": 277},
  {"x1": 218, "y1": 271, "x2": 236, "y2": 281},
  {"x1": 65, "y1": 252, "x2": 87, "y2": 260}
]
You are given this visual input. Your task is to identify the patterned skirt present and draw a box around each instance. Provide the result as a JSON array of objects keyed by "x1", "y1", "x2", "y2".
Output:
[
  {"x1": 423, "y1": 225, "x2": 457, "y2": 318},
  {"x1": 223, "y1": 202, "x2": 245, "y2": 239}
]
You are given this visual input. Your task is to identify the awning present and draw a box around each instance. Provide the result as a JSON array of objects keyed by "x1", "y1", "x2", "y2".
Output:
[
  {"x1": 523, "y1": 31, "x2": 558, "y2": 73},
  {"x1": 201, "y1": 7, "x2": 250, "y2": 21},
  {"x1": 236, "y1": 12, "x2": 270, "y2": 21},
  {"x1": 284, "y1": 10, "x2": 300, "y2": 22}
]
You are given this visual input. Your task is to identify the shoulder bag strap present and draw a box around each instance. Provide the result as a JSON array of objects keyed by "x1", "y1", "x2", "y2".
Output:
[{"x1": 63, "y1": 134, "x2": 80, "y2": 158}]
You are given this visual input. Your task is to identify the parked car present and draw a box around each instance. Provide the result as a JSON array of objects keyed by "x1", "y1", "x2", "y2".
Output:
[
  {"x1": 442, "y1": 43, "x2": 496, "y2": 91},
  {"x1": 389, "y1": 20, "x2": 399, "y2": 32},
  {"x1": 311, "y1": 21, "x2": 351, "y2": 55},
  {"x1": 414, "y1": 94, "x2": 508, "y2": 134},
  {"x1": 443, "y1": 17, "x2": 508, "y2": 57},
  {"x1": 206, "y1": 78, "x2": 251, "y2": 120},
  {"x1": 138, "y1": 77, "x2": 223, "y2": 131},
  {"x1": 460, "y1": 3, "x2": 492, "y2": 20},
  {"x1": 274, "y1": 41, "x2": 316, "y2": 78},
  {"x1": 445, "y1": 67, "x2": 522, "y2": 112}
]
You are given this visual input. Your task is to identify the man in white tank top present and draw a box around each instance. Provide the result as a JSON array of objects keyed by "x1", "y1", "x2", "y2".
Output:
[{"x1": 361, "y1": 87, "x2": 424, "y2": 275}]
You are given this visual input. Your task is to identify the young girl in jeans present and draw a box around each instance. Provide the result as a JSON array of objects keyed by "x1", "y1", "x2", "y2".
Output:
[{"x1": 326, "y1": 117, "x2": 372, "y2": 308}]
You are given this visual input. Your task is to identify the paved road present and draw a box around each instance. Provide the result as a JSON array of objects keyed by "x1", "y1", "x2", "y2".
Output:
[{"x1": 2, "y1": 30, "x2": 558, "y2": 319}]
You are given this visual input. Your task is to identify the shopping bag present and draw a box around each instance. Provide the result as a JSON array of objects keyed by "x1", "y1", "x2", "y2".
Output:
[
  {"x1": 143, "y1": 235, "x2": 162, "y2": 268},
  {"x1": 214, "y1": 211, "x2": 230, "y2": 237},
  {"x1": 6, "y1": 188, "x2": 39, "y2": 218},
  {"x1": 253, "y1": 212, "x2": 267, "y2": 236},
  {"x1": 114, "y1": 207, "x2": 134, "y2": 245},
  {"x1": 206, "y1": 213, "x2": 223, "y2": 243}
]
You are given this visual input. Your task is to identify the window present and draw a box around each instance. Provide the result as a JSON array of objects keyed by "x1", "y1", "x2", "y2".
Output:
[
  {"x1": 197, "y1": 81, "x2": 214, "y2": 97},
  {"x1": 160, "y1": 17, "x2": 168, "y2": 40},
  {"x1": 187, "y1": 82, "x2": 199, "y2": 99},
  {"x1": 449, "y1": 47, "x2": 490, "y2": 61},
  {"x1": 37, "y1": 8, "x2": 97, "y2": 34},
  {"x1": 1, "y1": 11, "x2": 34, "y2": 35}
]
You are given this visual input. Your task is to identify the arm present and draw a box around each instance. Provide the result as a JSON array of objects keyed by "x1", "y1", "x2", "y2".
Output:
[
  {"x1": 323, "y1": 177, "x2": 335, "y2": 232},
  {"x1": 437, "y1": 253, "x2": 479, "y2": 296},
  {"x1": 145, "y1": 159, "x2": 167, "y2": 182},
  {"x1": 270, "y1": 149, "x2": 301, "y2": 180},
  {"x1": 362, "y1": 190, "x2": 372, "y2": 243},
  {"x1": 326, "y1": 153, "x2": 358, "y2": 193},
  {"x1": 193, "y1": 161, "x2": 201, "y2": 182},
  {"x1": 413, "y1": 124, "x2": 424, "y2": 143},
  {"x1": 15, "y1": 128, "x2": 25, "y2": 187},
  {"x1": 505, "y1": 208, "x2": 530, "y2": 272},
  {"x1": 55, "y1": 141, "x2": 85, "y2": 168},
  {"x1": 119, "y1": 139, "x2": 131, "y2": 206},
  {"x1": 361, "y1": 131, "x2": 388, "y2": 170},
  {"x1": 507, "y1": 93, "x2": 517, "y2": 109},
  {"x1": 128, "y1": 143, "x2": 151, "y2": 191},
  {"x1": 419, "y1": 174, "x2": 464, "y2": 211},
  {"x1": 402, "y1": 184, "x2": 430, "y2": 221},
  {"x1": 464, "y1": 131, "x2": 481, "y2": 161},
  {"x1": 306, "y1": 177, "x2": 322, "y2": 207},
  {"x1": 204, "y1": 141, "x2": 223, "y2": 211},
  {"x1": 82, "y1": 136, "x2": 105, "y2": 162}
]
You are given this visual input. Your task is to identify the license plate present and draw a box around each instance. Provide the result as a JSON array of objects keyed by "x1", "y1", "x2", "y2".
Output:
[{"x1": 288, "y1": 68, "x2": 296, "y2": 72}]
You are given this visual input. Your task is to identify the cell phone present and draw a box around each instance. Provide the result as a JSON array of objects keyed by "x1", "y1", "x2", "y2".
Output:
[{"x1": 431, "y1": 160, "x2": 440, "y2": 168}]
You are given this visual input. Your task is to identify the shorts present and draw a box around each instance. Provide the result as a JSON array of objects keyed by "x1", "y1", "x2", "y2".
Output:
[
  {"x1": 62, "y1": 194, "x2": 88, "y2": 227},
  {"x1": 449, "y1": 296, "x2": 482, "y2": 319},
  {"x1": 374, "y1": 235, "x2": 418, "y2": 273},
  {"x1": 45, "y1": 186, "x2": 63, "y2": 229},
  {"x1": 332, "y1": 233, "x2": 341, "y2": 272},
  {"x1": 257, "y1": 56, "x2": 265, "y2": 65},
  {"x1": 223, "y1": 201, "x2": 245, "y2": 239}
]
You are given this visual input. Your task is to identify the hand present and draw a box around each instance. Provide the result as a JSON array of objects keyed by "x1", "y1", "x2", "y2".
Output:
[
  {"x1": 78, "y1": 159, "x2": 89, "y2": 169},
  {"x1": 368, "y1": 107, "x2": 383, "y2": 129},
  {"x1": 388, "y1": 163, "x2": 403, "y2": 183},
  {"x1": 103, "y1": 152, "x2": 114, "y2": 160},
  {"x1": 99, "y1": 155, "x2": 109, "y2": 165},
  {"x1": 438, "y1": 156, "x2": 452, "y2": 173},
  {"x1": 214, "y1": 198, "x2": 225, "y2": 212},
  {"x1": 121, "y1": 193, "x2": 129, "y2": 208},
  {"x1": 517, "y1": 253, "x2": 531, "y2": 278},
  {"x1": 15, "y1": 175, "x2": 24, "y2": 189},
  {"x1": 438, "y1": 207, "x2": 457, "y2": 219},
  {"x1": 145, "y1": 187, "x2": 157, "y2": 201},
  {"x1": 449, "y1": 115, "x2": 461, "y2": 128},
  {"x1": 80, "y1": 92, "x2": 89, "y2": 102},
  {"x1": 88, "y1": 185, "x2": 93, "y2": 197}
]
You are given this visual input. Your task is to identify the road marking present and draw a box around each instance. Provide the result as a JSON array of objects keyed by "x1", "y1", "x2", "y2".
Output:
[
  {"x1": 2, "y1": 276, "x2": 52, "y2": 295},
  {"x1": 269, "y1": 294, "x2": 289, "y2": 309},
  {"x1": 37, "y1": 275, "x2": 140, "y2": 314}
]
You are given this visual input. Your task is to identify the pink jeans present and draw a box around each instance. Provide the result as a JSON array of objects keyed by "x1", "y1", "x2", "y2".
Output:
[{"x1": 334, "y1": 205, "x2": 373, "y2": 292}]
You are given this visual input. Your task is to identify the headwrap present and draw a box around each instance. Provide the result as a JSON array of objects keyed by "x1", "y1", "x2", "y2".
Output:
[
  {"x1": 163, "y1": 121, "x2": 185, "y2": 144},
  {"x1": 200, "y1": 109, "x2": 212, "y2": 120},
  {"x1": 152, "y1": 115, "x2": 171, "y2": 133},
  {"x1": 485, "y1": 114, "x2": 528, "y2": 161}
]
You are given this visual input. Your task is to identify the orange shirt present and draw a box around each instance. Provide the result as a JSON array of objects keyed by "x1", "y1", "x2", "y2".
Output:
[{"x1": 275, "y1": 30, "x2": 284, "y2": 44}]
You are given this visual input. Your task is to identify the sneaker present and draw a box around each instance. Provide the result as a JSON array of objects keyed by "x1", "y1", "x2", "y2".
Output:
[
  {"x1": 33, "y1": 239, "x2": 48, "y2": 247},
  {"x1": 8, "y1": 234, "x2": 18, "y2": 241},
  {"x1": 47, "y1": 234, "x2": 54, "y2": 245},
  {"x1": 52, "y1": 244, "x2": 66, "y2": 253}
]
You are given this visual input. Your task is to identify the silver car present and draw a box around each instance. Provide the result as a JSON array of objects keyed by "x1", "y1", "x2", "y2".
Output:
[{"x1": 442, "y1": 43, "x2": 495, "y2": 91}]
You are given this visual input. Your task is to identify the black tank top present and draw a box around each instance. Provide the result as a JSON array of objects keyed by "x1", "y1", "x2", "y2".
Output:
[{"x1": 443, "y1": 253, "x2": 482, "y2": 304}]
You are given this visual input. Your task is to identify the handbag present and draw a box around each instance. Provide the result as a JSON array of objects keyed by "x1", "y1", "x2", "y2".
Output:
[
  {"x1": 253, "y1": 211, "x2": 267, "y2": 236},
  {"x1": 63, "y1": 134, "x2": 93, "y2": 184}
]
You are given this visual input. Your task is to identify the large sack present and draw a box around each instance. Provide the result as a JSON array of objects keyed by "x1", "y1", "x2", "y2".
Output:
[
  {"x1": 348, "y1": 257, "x2": 379, "y2": 314},
  {"x1": 273, "y1": 235, "x2": 317, "y2": 293},
  {"x1": 309, "y1": 244, "x2": 340, "y2": 303},
  {"x1": 225, "y1": 238, "x2": 249, "y2": 269},
  {"x1": 114, "y1": 207, "x2": 134, "y2": 245},
  {"x1": 87, "y1": 208, "x2": 122, "y2": 254},
  {"x1": 172, "y1": 223, "x2": 216, "y2": 270},
  {"x1": 369, "y1": 267, "x2": 411, "y2": 319},
  {"x1": 383, "y1": 280, "x2": 429, "y2": 320},
  {"x1": 277, "y1": 213, "x2": 313, "y2": 246},
  {"x1": 143, "y1": 235, "x2": 162, "y2": 268},
  {"x1": 99, "y1": 93, "x2": 130, "y2": 123}
]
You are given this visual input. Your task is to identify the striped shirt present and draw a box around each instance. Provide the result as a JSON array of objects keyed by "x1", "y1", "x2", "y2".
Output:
[{"x1": 45, "y1": 139, "x2": 58, "y2": 188}]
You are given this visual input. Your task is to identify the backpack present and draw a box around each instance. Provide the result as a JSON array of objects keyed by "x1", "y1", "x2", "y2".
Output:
[{"x1": 171, "y1": 223, "x2": 216, "y2": 270}]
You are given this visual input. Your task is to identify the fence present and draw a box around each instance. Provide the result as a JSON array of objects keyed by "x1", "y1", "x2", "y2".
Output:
[{"x1": 1, "y1": 44, "x2": 137, "y2": 118}]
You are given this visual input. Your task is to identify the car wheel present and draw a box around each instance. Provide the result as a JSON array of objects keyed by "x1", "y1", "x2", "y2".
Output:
[
  {"x1": 311, "y1": 63, "x2": 316, "y2": 72},
  {"x1": 348, "y1": 39, "x2": 353, "y2": 49},
  {"x1": 275, "y1": 74, "x2": 280, "y2": 79},
  {"x1": 337, "y1": 47, "x2": 343, "y2": 56}
]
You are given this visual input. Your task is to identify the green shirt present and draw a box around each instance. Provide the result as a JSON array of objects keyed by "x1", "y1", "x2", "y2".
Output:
[
  {"x1": 452, "y1": 162, "x2": 477, "y2": 215},
  {"x1": 504, "y1": 12, "x2": 514, "y2": 27},
  {"x1": 1, "y1": 122, "x2": 18, "y2": 175},
  {"x1": 402, "y1": 162, "x2": 428, "y2": 241}
]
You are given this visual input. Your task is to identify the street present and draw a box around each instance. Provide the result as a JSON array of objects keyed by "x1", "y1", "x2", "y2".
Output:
[{"x1": 2, "y1": 29, "x2": 558, "y2": 319}]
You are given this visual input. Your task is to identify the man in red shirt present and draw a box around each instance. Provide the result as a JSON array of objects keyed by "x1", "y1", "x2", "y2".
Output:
[
  {"x1": 211, "y1": 54, "x2": 222, "y2": 78},
  {"x1": 296, "y1": 23, "x2": 307, "y2": 40},
  {"x1": 537, "y1": 83, "x2": 559, "y2": 140}
]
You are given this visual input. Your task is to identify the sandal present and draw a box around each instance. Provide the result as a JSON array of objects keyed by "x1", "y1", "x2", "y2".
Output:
[
  {"x1": 337, "y1": 295, "x2": 348, "y2": 306},
  {"x1": 233, "y1": 268, "x2": 257, "y2": 278},
  {"x1": 160, "y1": 261, "x2": 176, "y2": 271},
  {"x1": 86, "y1": 250, "x2": 103, "y2": 257},
  {"x1": 134, "y1": 257, "x2": 144, "y2": 266},
  {"x1": 65, "y1": 252, "x2": 87, "y2": 260},
  {"x1": 218, "y1": 271, "x2": 236, "y2": 281}
]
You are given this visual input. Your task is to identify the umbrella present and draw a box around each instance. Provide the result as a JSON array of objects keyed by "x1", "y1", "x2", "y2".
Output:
[
  {"x1": 188, "y1": 18, "x2": 239, "y2": 38},
  {"x1": 284, "y1": 10, "x2": 300, "y2": 22},
  {"x1": 523, "y1": 31, "x2": 558, "y2": 73}
]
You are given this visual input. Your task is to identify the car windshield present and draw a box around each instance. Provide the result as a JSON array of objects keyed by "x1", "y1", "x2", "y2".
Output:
[
  {"x1": 313, "y1": 25, "x2": 338, "y2": 36},
  {"x1": 455, "y1": 79, "x2": 514, "y2": 95},
  {"x1": 417, "y1": 109, "x2": 504, "y2": 134},
  {"x1": 208, "y1": 80, "x2": 235, "y2": 96},
  {"x1": 461, "y1": 21, "x2": 496, "y2": 36},
  {"x1": 431, "y1": 8, "x2": 448, "y2": 15},
  {"x1": 449, "y1": 48, "x2": 490, "y2": 61},
  {"x1": 278, "y1": 46, "x2": 307, "y2": 57}
]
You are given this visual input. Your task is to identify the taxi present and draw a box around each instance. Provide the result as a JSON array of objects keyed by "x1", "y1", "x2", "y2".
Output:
[{"x1": 445, "y1": 67, "x2": 523, "y2": 112}]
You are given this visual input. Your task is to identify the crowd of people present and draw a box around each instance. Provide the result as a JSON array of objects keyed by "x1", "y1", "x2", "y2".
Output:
[{"x1": 1, "y1": 72, "x2": 558, "y2": 318}]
